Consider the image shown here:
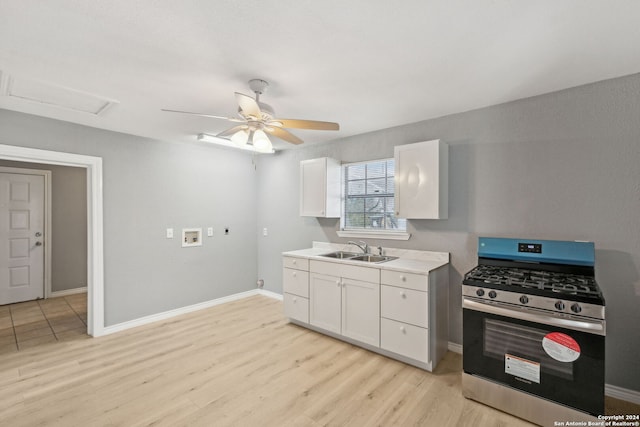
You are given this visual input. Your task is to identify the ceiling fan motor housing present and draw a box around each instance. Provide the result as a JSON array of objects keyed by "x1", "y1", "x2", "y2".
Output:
[{"x1": 248, "y1": 78, "x2": 269, "y2": 95}]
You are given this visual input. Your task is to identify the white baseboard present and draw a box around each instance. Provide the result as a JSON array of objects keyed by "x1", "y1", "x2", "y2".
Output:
[
  {"x1": 257, "y1": 289, "x2": 283, "y2": 300},
  {"x1": 100, "y1": 289, "x2": 262, "y2": 336},
  {"x1": 448, "y1": 341, "x2": 462, "y2": 354},
  {"x1": 605, "y1": 384, "x2": 640, "y2": 404},
  {"x1": 50, "y1": 287, "x2": 87, "y2": 298}
]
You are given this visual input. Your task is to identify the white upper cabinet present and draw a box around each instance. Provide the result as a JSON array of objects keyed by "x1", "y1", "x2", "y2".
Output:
[
  {"x1": 299, "y1": 157, "x2": 341, "y2": 217},
  {"x1": 394, "y1": 139, "x2": 448, "y2": 219}
]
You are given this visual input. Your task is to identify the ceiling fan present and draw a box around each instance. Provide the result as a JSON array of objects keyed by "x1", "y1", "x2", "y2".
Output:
[{"x1": 162, "y1": 79, "x2": 339, "y2": 152}]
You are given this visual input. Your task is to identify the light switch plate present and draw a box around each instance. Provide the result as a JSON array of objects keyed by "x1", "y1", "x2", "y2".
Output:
[
  {"x1": 207, "y1": 227, "x2": 213, "y2": 237},
  {"x1": 166, "y1": 228, "x2": 174, "y2": 239}
]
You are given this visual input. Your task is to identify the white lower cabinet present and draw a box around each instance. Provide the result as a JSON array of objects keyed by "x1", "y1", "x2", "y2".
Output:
[
  {"x1": 283, "y1": 254, "x2": 448, "y2": 372},
  {"x1": 309, "y1": 261, "x2": 380, "y2": 347}
]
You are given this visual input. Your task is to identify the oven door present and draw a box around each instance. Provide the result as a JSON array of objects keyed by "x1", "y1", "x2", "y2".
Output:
[{"x1": 463, "y1": 298, "x2": 605, "y2": 415}]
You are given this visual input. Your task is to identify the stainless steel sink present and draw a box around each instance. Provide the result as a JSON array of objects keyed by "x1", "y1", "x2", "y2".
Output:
[
  {"x1": 320, "y1": 251, "x2": 360, "y2": 259},
  {"x1": 349, "y1": 254, "x2": 398, "y2": 263}
]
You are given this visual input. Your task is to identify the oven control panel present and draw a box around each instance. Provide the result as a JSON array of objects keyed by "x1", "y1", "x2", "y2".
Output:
[
  {"x1": 518, "y1": 242, "x2": 542, "y2": 253},
  {"x1": 462, "y1": 286, "x2": 605, "y2": 320}
]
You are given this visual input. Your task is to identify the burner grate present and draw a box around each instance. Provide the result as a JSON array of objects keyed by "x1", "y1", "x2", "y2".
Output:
[{"x1": 464, "y1": 264, "x2": 600, "y2": 297}]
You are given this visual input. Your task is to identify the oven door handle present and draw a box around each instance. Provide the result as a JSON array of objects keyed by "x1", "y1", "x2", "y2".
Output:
[{"x1": 463, "y1": 298, "x2": 606, "y2": 336}]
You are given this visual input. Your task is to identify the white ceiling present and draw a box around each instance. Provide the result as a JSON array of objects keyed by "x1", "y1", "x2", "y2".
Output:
[{"x1": 1, "y1": 1, "x2": 640, "y2": 151}]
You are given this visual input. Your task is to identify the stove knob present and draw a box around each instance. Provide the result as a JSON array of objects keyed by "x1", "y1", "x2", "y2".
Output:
[
  {"x1": 476, "y1": 289, "x2": 485, "y2": 297},
  {"x1": 571, "y1": 303, "x2": 582, "y2": 313},
  {"x1": 555, "y1": 301, "x2": 565, "y2": 311},
  {"x1": 519, "y1": 295, "x2": 529, "y2": 305},
  {"x1": 488, "y1": 290, "x2": 497, "y2": 299}
]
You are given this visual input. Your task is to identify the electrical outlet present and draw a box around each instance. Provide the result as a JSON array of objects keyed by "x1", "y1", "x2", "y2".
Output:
[
  {"x1": 263, "y1": 227, "x2": 268, "y2": 236},
  {"x1": 207, "y1": 227, "x2": 213, "y2": 237}
]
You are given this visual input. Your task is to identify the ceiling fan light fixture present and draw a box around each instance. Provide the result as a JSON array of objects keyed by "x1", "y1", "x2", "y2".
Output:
[
  {"x1": 230, "y1": 129, "x2": 249, "y2": 146},
  {"x1": 197, "y1": 133, "x2": 274, "y2": 154},
  {"x1": 252, "y1": 129, "x2": 273, "y2": 152}
]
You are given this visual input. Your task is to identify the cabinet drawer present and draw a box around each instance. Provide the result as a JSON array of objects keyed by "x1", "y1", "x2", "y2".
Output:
[
  {"x1": 310, "y1": 260, "x2": 379, "y2": 283},
  {"x1": 380, "y1": 318, "x2": 428, "y2": 362},
  {"x1": 283, "y1": 268, "x2": 309, "y2": 297},
  {"x1": 283, "y1": 293, "x2": 309, "y2": 323},
  {"x1": 283, "y1": 256, "x2": 309, "y2": 271},
  {"x1": 381, "y1": 285, "x2": 428, "y2": 328},
  {"x1": 381, "y1": 270, "x2": 428, "y2": 292}
]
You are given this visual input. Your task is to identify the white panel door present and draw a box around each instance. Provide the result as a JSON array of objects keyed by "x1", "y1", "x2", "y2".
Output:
[
  {"x1": 342, "y1": 278, "x2": 380, "y2": 346},
  {"x1": 0, "y1": 173, "x2": 45, "y2": 304}
]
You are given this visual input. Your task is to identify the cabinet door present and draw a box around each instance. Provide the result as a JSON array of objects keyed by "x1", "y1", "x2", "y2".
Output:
[
  {"x1": 299, "y1": 158, "x2": 341, "y2": 217},
  {"x1": 341, "y1": 278, "x2": 380, "y2": 347},
  {"x1": 300, "y1": 158, "x2": 327, "y2": 217},
  {"x1": 309, "y1": 273, "x2": 341, "y2": 334},
  {"x1": 394, "y1": 139, "x2": 448, "y2": 219}
]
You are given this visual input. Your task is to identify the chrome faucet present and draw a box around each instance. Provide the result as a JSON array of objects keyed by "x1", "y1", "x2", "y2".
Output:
[{"x1": 348, "y1": 240, "x2": 369, "y2": 254}]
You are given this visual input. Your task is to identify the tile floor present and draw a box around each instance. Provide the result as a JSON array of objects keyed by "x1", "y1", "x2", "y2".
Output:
[{"x1": 0, "y1": 292, "x2": 87, "y2": 354}]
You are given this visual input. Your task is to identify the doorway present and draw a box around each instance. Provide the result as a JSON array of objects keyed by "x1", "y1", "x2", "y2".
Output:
[{"x1": 0, "y1": 144, "x2": 104, "y2": 336}]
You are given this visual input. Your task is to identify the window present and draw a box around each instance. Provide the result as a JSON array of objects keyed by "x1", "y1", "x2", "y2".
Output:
[{"x1": 341, "y1": 159, "x2": 406, "y2": 232}]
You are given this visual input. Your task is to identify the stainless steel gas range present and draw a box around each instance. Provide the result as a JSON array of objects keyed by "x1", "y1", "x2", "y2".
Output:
[{"x1": 462, "y1": 237, "x2": 605, "y2": 425}]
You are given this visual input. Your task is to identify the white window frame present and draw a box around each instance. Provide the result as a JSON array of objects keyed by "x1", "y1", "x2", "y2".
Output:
[{"x1": 336, "y1": 158, "x2": 410, "y2": 241}]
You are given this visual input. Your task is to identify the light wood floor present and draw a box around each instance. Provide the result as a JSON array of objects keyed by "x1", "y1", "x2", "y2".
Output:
[{"x1": 0, "y1": 295, "x2": 637, "y2": 426}]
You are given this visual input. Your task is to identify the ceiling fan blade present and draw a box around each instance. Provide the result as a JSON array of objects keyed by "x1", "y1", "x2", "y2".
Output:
[
  {"x1": 216, "y1": 124, "x2": 249, "y2": 138},
  {"x1": 270, "y1": 119, "x2": 339, "y2": 131},
  {"x1": 265, "y1": 127, "x2": 304, "y2": 145},
  {"x1": 161, "y1": 109, "x2": 245, "y2": 122},
  {"x1": 235, "y1": 92, "x2": 261, "y2": 119}
]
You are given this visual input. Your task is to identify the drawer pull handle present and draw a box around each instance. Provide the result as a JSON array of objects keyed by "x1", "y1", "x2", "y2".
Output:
[
  {"x1": 400, "y1": 291, "x2": 406, "y2": 298},
  {"x1": 400, "y1": 326, "x2": 406, "y2": 333},
  {"x1": 293, "y1": 297, "x2": 297, "y2": 303},
  {"x1": 400, "y1": 275, "x2": 406, "y2": 281},
  {"x1": 292, "y1": 272, "x2": 297, "y2": 277},
  {"x1": 336, "y1": 280, "x2": 341, "y2": 286}
]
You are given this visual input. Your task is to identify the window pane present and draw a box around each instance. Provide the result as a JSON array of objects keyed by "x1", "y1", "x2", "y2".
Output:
[
  {"x1": 345, "y1": 197, "x2": 364, "y2": 213},
  {"x1": 386, "y1": 197, "x2": 395, "y2": 214},
  {"x1": 347, "y1": 164, "x2": 366, "y2": 180},
  {"x1": 345, "y1": 212, "x2": 366, "y2": 228},
  {"x1": 366, "y1": 161, "x2": 386, "y2": 179},
  {"x1": 365, "y1": 213, "x2": 385, "y2": 229},
  {"x1": 386, "y1": 159, "x2": 395, "y2": 177},
  {"x1": 364, "y1": 197, "x2": 384, "y2": 213},
  {"x1": 386, "y1": 177, "x2": 395, "y2": 194},
  {"x1": 347, "y1": 180, "x2": 365, "y2": 196},
  {"x1": 366, "y1": 178, "x2": 387, "y2": 195}
]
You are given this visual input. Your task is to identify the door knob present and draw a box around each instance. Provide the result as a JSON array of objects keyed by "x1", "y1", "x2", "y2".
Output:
[
  {"x1": 35, "y1": 241, "x2": 43, "y2": 246},
  {"x1": 35, "y1": 232, "x2": 42, "y2": 237}
]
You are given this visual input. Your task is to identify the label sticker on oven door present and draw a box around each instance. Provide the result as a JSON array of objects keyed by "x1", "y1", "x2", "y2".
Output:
[
  {"x1": 505, "y1": 354, "x2": 540, "y2": 383},
  {"x1": 542, "y1": 332, "x2": 581, "y2": 362}
]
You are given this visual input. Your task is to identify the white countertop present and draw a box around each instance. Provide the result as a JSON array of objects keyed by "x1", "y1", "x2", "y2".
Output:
[{"x1": 283, "y1": 242, "x2": 449, "y2": 275}]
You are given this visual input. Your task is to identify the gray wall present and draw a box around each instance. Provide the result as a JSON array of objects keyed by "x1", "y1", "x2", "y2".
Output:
[
  {"x1": 0, "y1": 110, "x2": 259, "y2": 326},
  {"x1": 256, "y1": 73, "x2": 640, "y2": 391},
  {"x1": 0, "y1": 160, "x2": 87, "y2": 292}
]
